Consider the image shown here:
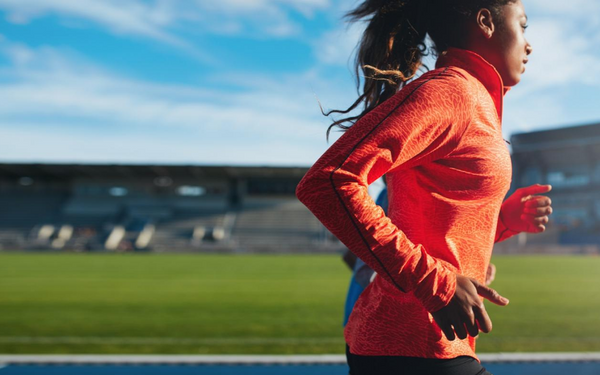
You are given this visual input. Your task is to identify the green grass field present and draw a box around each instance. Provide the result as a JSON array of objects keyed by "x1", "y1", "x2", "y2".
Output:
[{"x1": 1, "y1": 253, "x2": 599, "y2": 354}]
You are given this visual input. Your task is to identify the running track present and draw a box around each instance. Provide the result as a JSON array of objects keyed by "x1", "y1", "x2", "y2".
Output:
[{"x1": 2, "y1": 354, "x2": 600, "y2": 375}]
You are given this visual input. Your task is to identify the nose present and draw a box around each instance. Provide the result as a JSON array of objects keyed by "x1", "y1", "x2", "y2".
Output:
[{"x1": 526, "y1": 43, "x2": 533, "y2": 55}]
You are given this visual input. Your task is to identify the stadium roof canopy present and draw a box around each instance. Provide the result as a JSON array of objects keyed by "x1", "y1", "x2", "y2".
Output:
[
  {"x1": 0, "y1": 163, "x2": 309, "y2": 181},
  {"x1": 510, "y1": 121, "x2": 600, "y2": 152}
]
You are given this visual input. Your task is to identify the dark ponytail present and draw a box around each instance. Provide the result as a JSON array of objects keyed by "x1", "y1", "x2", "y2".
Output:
[{"x1": 325, "y1": 0, "x2": 516, "y2": 138}]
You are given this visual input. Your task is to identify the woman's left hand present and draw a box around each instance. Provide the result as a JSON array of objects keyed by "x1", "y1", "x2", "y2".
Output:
[{"x1": 500, "y1": 184, "x2": 553, "y2": 233}]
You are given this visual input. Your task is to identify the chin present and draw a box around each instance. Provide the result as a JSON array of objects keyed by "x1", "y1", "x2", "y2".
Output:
[{"x1": 504, "y1": 75, "x2": 521, "y2": 87}]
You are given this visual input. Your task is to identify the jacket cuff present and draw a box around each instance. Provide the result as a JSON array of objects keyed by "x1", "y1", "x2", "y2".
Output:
[
  {"x1": 415, "y1": 266, "x2": 457, "y2": 313},
  {"x1": 495, "y1": 213, "x2": 520, "y2": 243}
]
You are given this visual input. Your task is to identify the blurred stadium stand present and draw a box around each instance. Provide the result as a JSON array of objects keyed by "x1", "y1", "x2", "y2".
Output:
[
  {"x1": 1, "y1": 121, "x2": 600, "y2": 254},
  {"x1": 0, "y1": 164, "x2": 339, "y2": 253}
]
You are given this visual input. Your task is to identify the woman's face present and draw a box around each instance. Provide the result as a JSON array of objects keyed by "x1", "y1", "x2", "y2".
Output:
[{"x1": 487, "y1": 0, "x2": 532, "y2": 86}]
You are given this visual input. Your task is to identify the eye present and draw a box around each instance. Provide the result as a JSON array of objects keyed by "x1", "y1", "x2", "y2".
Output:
[{"x1": 521, "y1": 24, "x2": 529, "y2": 32}]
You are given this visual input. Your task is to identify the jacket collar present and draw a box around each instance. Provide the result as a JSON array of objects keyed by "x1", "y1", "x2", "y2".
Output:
[{"x1": 435, "y1": 47, "x2": 509, "y2": 121}]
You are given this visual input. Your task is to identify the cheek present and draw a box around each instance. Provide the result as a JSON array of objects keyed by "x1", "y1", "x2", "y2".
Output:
[
  {"x1": 496, "y1": 31, "x2": 525, "y2": 85},
  {"x1": 506, "y1": 33, "x2": 525, "y2": 66}
]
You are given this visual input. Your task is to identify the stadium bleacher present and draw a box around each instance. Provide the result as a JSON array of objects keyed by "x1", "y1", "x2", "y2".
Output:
[
  {"x1": 0, "y1": 163, "x2": 340, "y2": 253},
  {"x1": 0, "y1": 191, "x2": 67, "y2": 249},
  {"x1": 232, "y1": 197, "x2": 325, "y2": 251},
  {"x1": 152, "y1": 209, "x2": 229, "y2": 251}
]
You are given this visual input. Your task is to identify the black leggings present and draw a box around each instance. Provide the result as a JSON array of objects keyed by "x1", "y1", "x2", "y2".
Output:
[{"x1": 346, "y1": 346, "x2": 493, "y2": 375}]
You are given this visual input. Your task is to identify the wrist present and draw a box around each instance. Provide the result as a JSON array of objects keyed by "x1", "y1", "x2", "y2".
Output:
[
  {"x1": 496, "y1": 209, "x2": 520, "y2": 242},
  {"x1": 423, "y1": 270, "x2": 457, "y2": 313},
  {"x1": 499, "y1": 209, "x2": 519, "y2": 233}
]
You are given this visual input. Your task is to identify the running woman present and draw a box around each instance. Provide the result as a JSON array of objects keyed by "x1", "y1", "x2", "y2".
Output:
[{"x1": 296, "y1": 1, "x2": 552, "y2": 374}]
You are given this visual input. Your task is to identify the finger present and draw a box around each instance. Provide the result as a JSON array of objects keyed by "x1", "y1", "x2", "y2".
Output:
[
  {"x1": 443, "y1": 326, "x2": 456, "y2": 341},
  {"x1": 436, "y1": 318, "x2": 456, "y2": 341},
  {"x1": 522, "y1": 206, "x2": 553, "y2": 216},
  {"x1": 473, "y1": 280, "x2": 509, "y2": 306},
  {"x1": 464, "y1": 310, "x2": 479, "y2": 338},
  {"x1": 466, "y1": 322, "x2": 479, "y2": 338},
  {"x1": 516, "y1": 184, "x2": 552, "y2": 197},
  {"x1": 452, "y1": 317, "x2": 468, "y2": 340},
  {"x1": 473, "y1": 303, "x2": 493, "y2": 333},
  {"x1": 523, "y1": 196, "x2": 552, "y2": 208},
  {"x1": 531, "y1": 224, "x2": 546, "y2": 233},
  {"x1": 520, "y1": 214, "x2": 549, "y2": 225},
  {"x1": 523, "y1": 222, "x2": 547, "y2": 233},
  {"x1": 520, "y1": 215, "x2": 549, "y2": 233}
]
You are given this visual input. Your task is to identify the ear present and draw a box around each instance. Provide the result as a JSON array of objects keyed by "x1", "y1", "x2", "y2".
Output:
[{"x1": 476, "y1": 8, "x2": 495, "y2": 39}]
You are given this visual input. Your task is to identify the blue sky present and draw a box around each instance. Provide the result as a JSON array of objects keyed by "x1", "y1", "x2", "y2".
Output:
[{"x1": 0, "y1": 0, "x2": 599, "y2": 166}]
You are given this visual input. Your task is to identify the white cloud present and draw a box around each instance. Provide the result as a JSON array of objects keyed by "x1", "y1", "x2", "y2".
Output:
[
  {"x1": 0, "y1": 0, "x2": 219, "y2": 63},
  {"x1": 517, "y1": 20, "x2": 600, "y2": 92},
  {"x1": 0, "y1": 0, "x2": 180, "y2": 44},
  {"x1": 0, "y1": 42, "x2": 336, "y2": 165},
  {"x1": 503, "y1": 92, "x2": 567, "y2": 134},
  {"x1": 315, "y1": 21, "x2": 363, "y2": 66},
  {"x1": 0, "y1": 0, "x2": 332, "y2": 40},
  {"x1": 522, "y1": 0, "x2": 600, "y2": 88},
  {"x1": 487, "y1": 1, "x2": 600, "y2": 135},
  {"x1": 0, "y1": 125, "x2": 325, "y2": 165},
  {"x1": 526, "y1": 0, "x2": 600, "y2": 27},
  {"x1": 199, "y1": 0, "x2": 329, "y2": 15},
  {"x1": 188, "y1": 0, "x2": 331, "y2": 38}
]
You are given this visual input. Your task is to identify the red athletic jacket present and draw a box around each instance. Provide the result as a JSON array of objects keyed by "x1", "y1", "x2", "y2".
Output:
[{"x1": 296, "y1": 48, "x2": 516, "y2": 359}]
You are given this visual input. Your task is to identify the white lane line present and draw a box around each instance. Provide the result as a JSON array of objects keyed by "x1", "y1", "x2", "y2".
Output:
[
  {"x1": 480, "y1": 352, "x2": 600, "y2": 363},
  {"x1": 0, "y1": 355, "x2": 347, "y2": 365},
  {"x1": 1, "y1": 353, "x2": 600, "y2": 365},
  {"x1": 4, "y1": 336, "x2": 600, "y2": 345},
  {"x1": 0, "y1": 336, "x2": 343, "y2": 345}
]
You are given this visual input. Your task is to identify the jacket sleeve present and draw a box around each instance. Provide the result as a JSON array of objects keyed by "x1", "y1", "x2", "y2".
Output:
[{"x1": 296, "y1": 70, "x2": 472, "y2": 313}]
